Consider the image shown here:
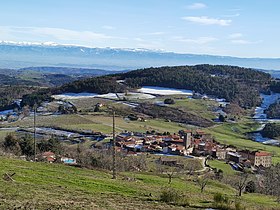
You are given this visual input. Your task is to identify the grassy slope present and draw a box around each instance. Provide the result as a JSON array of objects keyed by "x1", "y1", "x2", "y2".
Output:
[
  {"x1": 0, "y1": 157, "x2": 279, "y2": 209},
  {"x1": 208, "y1": 160, "x2": 236, "y2": 175},
  {"x1": 0, "y1": 130, "x2": 11, "y2": 142},
  {"x1": 169, "y1": 98, "x2": 217, "y2": 120},
  {"x1": 3, "y1": 114, "x2": 188, "y2": 134}
]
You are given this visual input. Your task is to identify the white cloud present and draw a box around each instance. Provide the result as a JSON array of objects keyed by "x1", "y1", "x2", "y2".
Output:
[
  {"x1": 187, "y1": 3, "x2": 207, "y2": 10},
  {"x1": 173, "y1": 36, "x2": 218, "y2": 44},
  {"x1": 231, "y1": 39, "x2": 262, "y2": 44},
  {"x1": 134, "y1": 37, "x2": 145, "y2": 42},
  {"x1": 228, "y1": 33, "x2": 243, "y2": 39},
  {"x1": 102, "y1": 25, "x2": 115, "y2": 30},
  {"x1": 32, "y1": 27, "x2": 112, "y2": 41},
  {"x1": 0, "y1": 26, "x2": 113, "y2": 42},
  {"x1": 145, "y1": 31, "x2": 165, "y2": 35},
  {"x1": 182, "y1": 16, "x2": 232, "y2": 26},
  {"x1": 223, "y1": 13, "x2": 240, "y2": 18},
  {"x1": 228, "y1": 8, "x2": 242, "y2": 12}
]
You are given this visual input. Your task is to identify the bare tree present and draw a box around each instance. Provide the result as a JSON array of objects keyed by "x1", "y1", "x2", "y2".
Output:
[
  {"x1": 236, "y1": 173, "x2": 249, "y2": 196},
  {"x1": 156, "y1": 161, "x2": 182, "y2": 185},
  {"x1": 167, "y1": 168, "x2": 177, "y2": 185},
  {"x1": 184, "y1": 159, "x2": 202, "y2": 177},
  {"x1": 196, "y1": 171, "x2": 212, "y2": 193},
  {"x1": 262, "y1": 164, "x2": 280, "y2": 202}
]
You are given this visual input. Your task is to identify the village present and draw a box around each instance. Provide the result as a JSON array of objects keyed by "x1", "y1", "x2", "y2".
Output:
[
  {"x1": 112, "y1": 129, "x2": 272, "y2": 171},
  {"x1": 0, "y1": 88, "x2": 275, "y2": 174}
]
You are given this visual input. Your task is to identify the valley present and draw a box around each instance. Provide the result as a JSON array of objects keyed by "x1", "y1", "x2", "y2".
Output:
[
  {"x1": 0, "y1": 64, "x2": 280, "y2": 209},
  {"x1": 2, "y1": 1, "x2": 280, "y2": 209}
]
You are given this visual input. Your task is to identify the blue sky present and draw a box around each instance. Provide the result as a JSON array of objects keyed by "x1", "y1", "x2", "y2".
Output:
[{"x1": 0, "y1": 0, "x2": 279, "y2": 58}]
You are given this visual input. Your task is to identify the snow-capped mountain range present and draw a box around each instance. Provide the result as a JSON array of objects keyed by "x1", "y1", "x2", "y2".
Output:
[{"x1": 1, "y1": 41, "x2": 280, "y2": 70}]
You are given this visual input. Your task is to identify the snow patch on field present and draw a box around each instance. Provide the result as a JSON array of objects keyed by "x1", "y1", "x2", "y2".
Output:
[
  {"x1": 253, "y1": 93, "x2": 280, "y2": 120},
  {"x1": 138, "y1": 86, "x2": 193, "y2": 95},
  {"x1": 53, "y1": 92, "x2": 97, "y2": 100},
  {"x1": 0, "y1": 109, "x2": 14, "y2": 115},
  {"x1": 52, "y1": 92, "x2": 155, "y2": 100}
]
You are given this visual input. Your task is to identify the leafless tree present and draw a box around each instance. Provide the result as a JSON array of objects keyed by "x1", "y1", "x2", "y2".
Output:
[
  {"x1": 196, "y1": 171, "x2": 212, "y2": 193},
  {"x1": 236, "y1": 172, "x2": 249, "y2": 196},
  {"x1": 156, "y1": 161, "x2": 183, "y2": 184},
  {"x1": 224, "y1": 172, "x2": 249, "y2": 197},
  {"x1": 184, "y1": 159, "x2": 202, "y2": 177},
  {"x1": 262, "y1": 164, "x2": 280, "y2": 202}
]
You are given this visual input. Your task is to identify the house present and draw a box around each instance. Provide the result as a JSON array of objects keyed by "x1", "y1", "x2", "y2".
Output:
[
  {"x1": 175, "y1": 145, "x2": 187, "y2": 156},
  {"x1": 253, "y1": 151, "x2": 272, "y2": 167},
  {"x1": 227, "y1": 152, "x2": 241, "y2": 163},
  {"x1": 41, "y1": 151, "x2": 56, "y2": 163},
  {"x1": 163, "y1": 145, "x2": 177, "y2": 154},
  {"x1": 239, "y1": 150, "x2": 272, "y2": 168},
  {"x1": 195, "y1": 130, "x2": 211, "y2": 140},
  {"x1": 212, "y1": 149, "x2": 227, "y2": 160}
]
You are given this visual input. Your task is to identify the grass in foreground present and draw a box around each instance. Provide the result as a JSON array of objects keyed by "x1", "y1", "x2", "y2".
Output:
[{"x1": 0, "y1": 156, "x2": 279, "y2": 209}]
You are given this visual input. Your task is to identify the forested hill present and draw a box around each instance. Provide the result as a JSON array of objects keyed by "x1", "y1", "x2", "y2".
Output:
[
  {"x1": 122, "y1": 65, "x2": 271, "y2": 108},
  {"x1": 50, "y1": 65, "x2": 270, "y2": 108}
]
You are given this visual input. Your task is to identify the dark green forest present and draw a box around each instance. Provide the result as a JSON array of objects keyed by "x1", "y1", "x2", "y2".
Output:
[
  {"x1": 265, "y1": 101, "x2": 280, "y2": 119},
  {"x1": 0, "y1": 86, "x2": 39, "y2": 110},
  {"x1": 51, "y1": 64, "x2": 271, "y2": 109},
  {"x1": 261, "y1": 123, "x2": 280, "y2": 138}
]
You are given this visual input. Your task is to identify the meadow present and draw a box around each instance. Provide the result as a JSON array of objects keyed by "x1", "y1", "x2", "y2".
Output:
[{"x1": 0, "y1": 156, "x2": 279, "y2": 209}]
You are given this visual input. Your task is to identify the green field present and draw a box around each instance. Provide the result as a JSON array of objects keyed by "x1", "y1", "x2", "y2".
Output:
[
  {"x1": 209, "y1": 160, "x2": 235, "y2": 175},
  {"x1": 0, "y1": 130, "x2": 12, "y2": 142},
  {"x1": 0, "y1": 156, "x2": 279, "y2": 209},
  {"x1": 170, "y1": 98, "x2": 217, "y2": 120},
  {"x1": 3, "y1": 113, "x2": 190, "y2": 134}
]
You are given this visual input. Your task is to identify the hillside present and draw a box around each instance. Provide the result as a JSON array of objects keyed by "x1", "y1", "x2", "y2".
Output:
[
  {"x1": 53, "y1": 65, "x2": 271, "y2": 108},
  {"x1": 0, "y1": 156, "x2": 279, "y2": 210},
  {"x1": 265, "y1": 101, "x2": 280, "y2": 119}
]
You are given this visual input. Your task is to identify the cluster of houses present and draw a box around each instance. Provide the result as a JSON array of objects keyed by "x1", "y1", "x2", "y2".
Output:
[
  {"x1": 39, "y1": 151, "x2": 77, "y2": 165},
  {"x1": 115, "y1": 130, "x2": 272, "y2": 168}
]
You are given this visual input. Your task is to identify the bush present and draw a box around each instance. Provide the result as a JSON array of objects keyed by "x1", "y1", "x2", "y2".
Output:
[
  {"x1": 235, "y1": 200, "x2": 246, "y2": 210},
  {"x1": 164, "y1": 98, "x2": 175, "y2": 104},
  {"x1": 245, "y1": 180, "x2": 256, "y2": 193},
  {"x1": 213, "y1": 193, "x2": 230, "y2": 209},
  {"x1": 213, "y1": 193, "x2": 246, "y2": 210},
  {"x1": 159, "y1": 188, "x2": 189, "y2": 206}
]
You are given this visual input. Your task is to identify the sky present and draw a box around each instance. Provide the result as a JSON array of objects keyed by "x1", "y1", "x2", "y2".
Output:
[{"x1": 0, "y1": 0, "x2": 279, "y2": 58}]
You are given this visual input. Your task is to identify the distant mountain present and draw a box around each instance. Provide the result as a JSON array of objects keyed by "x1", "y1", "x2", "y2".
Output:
[
  {"x1": 260, "y1": 69, "x2": 280, "y2": 79},
  {"x1": 0, "y1": 66, "x2": 126, "y2": 87},
  {"x1": 1, "y1": 42, "x2": 280, "y2": 70},
  {"x1": 19, "y1": 66, "x2": 127, "y2": 76}
]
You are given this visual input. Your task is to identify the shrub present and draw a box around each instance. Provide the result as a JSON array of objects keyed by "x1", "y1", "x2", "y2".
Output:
[
  {"x1": 213, "y1": 193, "x2": 230, "y2": 209},
  {"x1": 159, "y1": 188, "x2": 189, "y2": 206},
  {"x1": 245, "y1": 180, "x2": 256, "y2": 193},
  {"x1": 164, "y1": 98, "x2": 175, "y2": 104}
]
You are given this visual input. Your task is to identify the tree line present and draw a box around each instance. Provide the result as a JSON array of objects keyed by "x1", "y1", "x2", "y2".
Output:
[
  {"x1": 19, "y1": 65, "x2": 272, "y2": 109},
  {"x1": 51, "y1": 65, "x2": 271, "y2": 109}
]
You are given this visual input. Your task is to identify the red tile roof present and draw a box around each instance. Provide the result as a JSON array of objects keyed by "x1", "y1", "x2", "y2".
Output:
[
  {"x1": 255, "y1": 151, "x2": 271, "y2": 157},
  {"x1": 42, "y1": 151, "x2": 55, "y2": 157}
]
